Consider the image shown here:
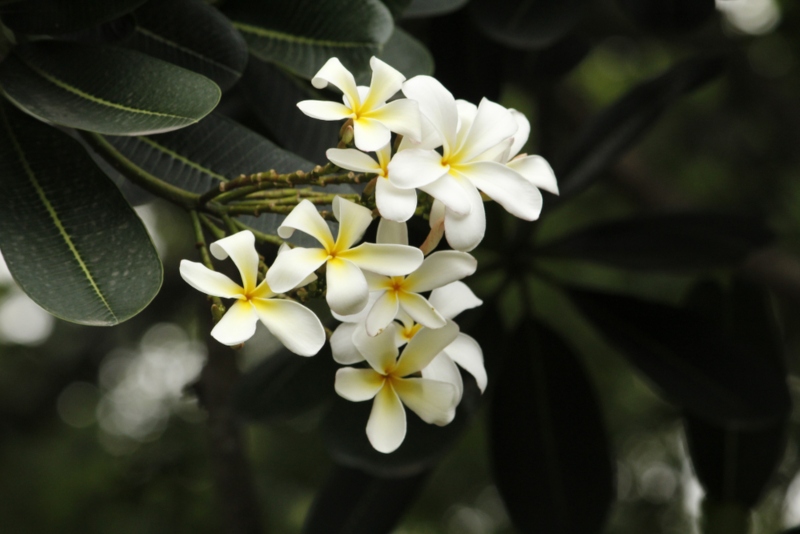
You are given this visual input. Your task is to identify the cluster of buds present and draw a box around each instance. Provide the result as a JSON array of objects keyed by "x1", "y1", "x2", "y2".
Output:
[{"x1": 180, "y1": 57, "x2": 557, "y2": 453}]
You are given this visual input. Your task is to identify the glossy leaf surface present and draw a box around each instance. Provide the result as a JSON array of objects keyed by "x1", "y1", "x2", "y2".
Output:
[
  {"x1": 124, "y1": 0, "x2": 248, "y2": 91},
  {"x1": 0, "y1": 41, "x2": 221, "y2": 135},
  {"x1": 0, "y1": 101, "x2": 162, "y2": 325},
  {"x1": 491, "y1": 322, "x2": 614, "y2": 534},
  {"x1": 0, "y1": 0, "x2": 145, "y2": 35},
  {"x1": 404, "y1": 0, "x2": 469, "y2": 17}
]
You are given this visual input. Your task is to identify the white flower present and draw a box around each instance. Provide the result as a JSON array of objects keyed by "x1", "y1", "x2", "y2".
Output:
[
  {"x1": 388, "y1": 76, "x2": 544, "y2": 251},
  {"x1": 296, "y1": 57, "x2": 421, "y2": 152},
  {"x1": 266, "y1": 196, "x2": 423, "y2": 316},
  {"x1": 494, "y1": 108, "x2": 560, "y2": 195},
  {"x1": 179, "y1": 231, "x2": 325, "y2": 356},
  {"x1": 334, "y1": 320, "x2": 460, "y2": 453},
  {"x1": 362, "y1": 219, "x2": 477, "y2": 336}
]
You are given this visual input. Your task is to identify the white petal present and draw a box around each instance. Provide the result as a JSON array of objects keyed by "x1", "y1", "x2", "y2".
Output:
[
  {"x1": 366, "y1": 290, "x2": 400, "y2": 336},
  {"x1": 310, "y1": 57, "x2": 360, "y2": 108},
  {"x1": 265, "y1": 247, "x2": 329, "y2": 294},
  {"x1": 394, "y1": 320, "x2": 460, "y2": 376},
  {"x1": 404, "y1": 250, "x2": 477, "y2": 293},
  {"x1": 398, "y1": 292, "x2": 446, "y2": 330},
  {"x1": 180, "y1": 260, "x2": 243, "y2": 299},
  {"x1": 364, "y1": 271, "x2": 392, "y2": 291},
  {"x1": 331, "y1": 291, "x2": 380, "y2": 323},
  {"x1": 326, "y1": 258, "x2": 369, "y2": 316},
  {"x1": 278, "y1": 199, "x2": 335, "y2": 246},
  {"x1": 330, "y1": 322, "x2": 365, "y2": 364},
  {"x1": 376, "y1": 178, "x2": 417, "y2": 222},
  {"x1": 365, "y1": 99, "x2": 422, "y2": 142},
  {"x1": 428, "y1": 281, "x2": 482, "y2": 320},
  {"x1": 421, "y1": 354, "x2": 464, "y2": 404},
  {"x1": 210, "y1": 300, "x2": 259, "y2": 345},
  {"x1": 393, "y1": 377, "x2": 457, "y2": 426},
  {"x1": 361, "y1": 56, "x2": 406, "y2": 110},
  {"x1": 209, "y1": 230, "x2": 259, "y2": 293},
  {"x1": 376, "y1": 218, "x2": 408, "y2": 246},
  {"x1": 375, "y1": 142, "x2": 393, "y2": 170},
  {"x1": 251, "y1": 298, "x2": 325, "y2": 356},
  {"x1": 461, "y1": 161, "x2": 542, "y2": 221},
  {"x1": 508, "y1": 155, "x2": 560, "y2": 195},
  {"x1": 296, "y1": 99, "x2": 353, "y2": 121},
  {"x1": 353, "y1": 117, "x2": 392, "y2": 153},
  {"x1": 418, "y1": 173, "x2": 471, "y2": 215},
  {"x1": 334, "y1": 367, "x2": 385, "y2": 401},
  {"x1": 332, "y1": 196, "x2": 374, "y2": 251},
  {"x1": 508, "y1": 109, "x2": 530, "y2": 160},
  {"x1": 456, "y1": 98, "x2": 518, "y2": 163},
  {"x1": 402, "y1": 75, "x2": 458, "y2": 154},
  {"x1": 326, "y1": 148, "x2": 381, "y2": 174},
  {"x1": 387, "y1": 148, "x2": 449, "y2": 189},
  {"x1": 444, "y1": 333, "x2": 487, "y2": 393},
  {"x1": 354, "y1": 322, "x2": 400, "y2": 374},
  {"x1": 366, "y1": 383, "x2": 407, "y2": 453},
  {"x1": 455, "y1": 99, "x2": 478, "y2": 150},
  {"x1": 398, "y1": 113, "x2": 443, "y2": 152},
  {"x1": 442, "y1": 179, "x2": 485, "y2": 252},
  {"x1": 341, "y1": 243, "x2": 423, "y2": 276}
]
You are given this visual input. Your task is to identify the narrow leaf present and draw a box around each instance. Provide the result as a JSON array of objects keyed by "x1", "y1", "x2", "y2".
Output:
[
  {"x1": 124, "y1": 0, "x2": 248, "y2": 91},
  {"x1": 470, "y1": 0, "x2": 588, "y2": 50},
  {"x1": 227, "y1": 0, "x2": 393, "y2": 80},
  {"x1": 491, "y1": 321, "x2": 614, "y2": 534},
  {"x1": 0, "y1": 41, "x2": 221, "y2": 135},
  {"x1": 537, "y1": 213, "x2": 772, "y2": 271},
  {"x1": 556, "y1": 56, "x2": 725, "y2": 198},
  {"x1": 567, "y1": 287, "x2": 791, "y2": 425},
  {"x1": 0, "y1": 0, "x2": 145, "y2": 35},
  {"x1": 0, "y1": 100, "x2": 162, "y2": 325},
  {"x1": 303, "y1": 465, "x2": 427, "y2": 534}
]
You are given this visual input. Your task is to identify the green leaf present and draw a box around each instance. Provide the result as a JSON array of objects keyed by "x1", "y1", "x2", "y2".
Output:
[
  {"x1": 470, "y1": 0, "x2": 588, "y2": 50},
  {"x1": 227, "y1": 0, "x2": 394, "y2": 79},
  {"x1": 0, "y1": 100, "x2": 162, "y2": 326},
  {"x1": 0, "y1": 41, "x2": 221, "y2": 135},
  {"x1": 556, "y1": 56, "x2": 725, "y2": 199},
  {"x1": 379, "y1": 0, "x2": 413, "y2": 18},
  {"x1": 234, "y1": 344, "x2": 338, "y2": 423},
  {"x1": 536, "y1": 213, "x2": 773, "y2": 271},
  {"x1": 323, "y1": 373, "x2": 482, "y2": 478},
  {"x1": 0, "y1": 0, "x2": 146, "y2": 35},
  {"x1": 367, "y1": 27, "x2": 434, "y2": 84},
  {"x1": 567, "y1": 287, "x2": 791, "y2": 425},
  {"x1": 404, "y1": 0, "x2": 469, "y2": 18},
  {"x1": 491, "y1": 321, "x2": 614, "y2": 534},
  {"x1": 303, "y1": 465, "x2": 427, "y2": 533},
  {"x1": 239, "y1": 58, "x2": 341, "y2": 163},
  {"x1": 123, "y1": 0, "x2": 248, "y2": 92}
]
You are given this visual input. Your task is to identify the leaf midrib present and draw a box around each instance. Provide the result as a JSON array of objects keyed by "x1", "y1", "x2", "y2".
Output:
[
  {"x1": 0, "y1": 105, "x2": 118, "y2": 323},
  {"x1": 234, "y1": 22, "x2": 373, "y2": 48},
  {"x1": 134, "y1": 26, "x2": 240, "y2": 76},
  {"x1": 135, "y1": 135, "x2": 229, "y2": 183}
]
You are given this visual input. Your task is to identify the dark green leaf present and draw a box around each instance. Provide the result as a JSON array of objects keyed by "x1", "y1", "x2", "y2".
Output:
[
  {"x1": 567, "y1": 287, "x2": 791, "y2": 425},
  {"x1": 0, "y1": 41, "x2": 221, "y2": 135},
  {"x1": 470, "y1": 0, "x2": 587, "y2": 50},
  {"x1": 0, "y1": 0, "x2": 145, "y2": 35},
  {"x1": 323, "y1": 373, "x2": 481, "y2": 478},
  {"x1": 123, "y1": 0, "x2": 248, "y2": 92},
  {"x1": 683, "y1": 279, "x2": 788, "y2": 508},
  {"x1": 404, "y1": 0, "x2": 469, "y2": 18},
  {"x1": 234, "y1": 344, "x2": 338, "y2": 423},
  {"x1": 0, "y1": 100, "x2": 162, "y2": 326},
  {"x1": 618, "y1": 0, "x2": 717, "y2": 32},
  {"x1": 369, "y1": 28, "x2": 434, "y2": 84},
  {"x1": 556, "y1": 57, "x2": 725, "y2": 199},
  {"x1": 227, "y1": 0, "x2": 393, "y2": 80},
  {"x1": 537, "y1": 213, "x2": 772, "y2": 271},
  {"x1": 491, "y1": 321, "x2": 614, "y2": 534},
  {"x1": 303, "y1": 465, "x2": 427, "y2": 534},
  {"x1": 380, "y1": 0, "x2": 413, "y2": 18},
  {"x1": 239, "y1": 58, "x2": 340, "y2": 163},
  {"x1": 781, "y1": 527, "x2": 800, "y2": 534}
]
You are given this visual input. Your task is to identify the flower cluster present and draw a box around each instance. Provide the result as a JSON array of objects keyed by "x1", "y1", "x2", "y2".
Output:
[{"x1": 181, "y1": 56, "x2": 557, "y2": 453}]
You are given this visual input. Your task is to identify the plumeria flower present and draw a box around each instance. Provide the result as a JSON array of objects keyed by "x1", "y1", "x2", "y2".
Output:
[
  {"x1": 297, "y1": 57, "x2": 421, "y2": 152},
  {"x1": 334, "y1": 320, "x2": 460, "y2": 453},
  {"x1": 362, "y1": 219, "x2": 477, "y2": 336},
  {"x1": 266, "y1": 196, "x2": 423, "y2": 316},
  {"x1": 179, "y1": 231, "x2": 325, "y2": 356},
  {"x1": 388, "y1": 76, "x2": 544, "y2": 251}
]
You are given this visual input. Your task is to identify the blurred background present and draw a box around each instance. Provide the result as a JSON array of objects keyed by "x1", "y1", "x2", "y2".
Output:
[{"x1": 3, "y1": 0, "x2": 800, "y2": 532}]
